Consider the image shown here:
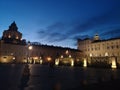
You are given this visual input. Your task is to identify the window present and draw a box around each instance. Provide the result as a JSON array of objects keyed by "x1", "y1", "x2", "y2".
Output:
[
  {"x1": 16, "y1": 36, "x2": 19, "y2": 39},
  {"x1": 8, "y1": 35, "x2": 11, "y2": 38},
  {"x1": 91, "y1": 48, "x2": 93, "y2": 51},
  {"x1": 116, "y1": 45, "x2": 119, "y2": 48},
  {"x1": 111, "y1": 46, "x2": 114, "y2": 49},
  {"x1": 105, "y1": 52, "x2": 108, "y2": 56}
]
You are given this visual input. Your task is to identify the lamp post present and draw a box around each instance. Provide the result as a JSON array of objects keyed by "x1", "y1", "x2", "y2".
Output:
[
  {"x1": 28, "y1": 45, "x2": 33, "y2": 63},
  {"x1": 89, "y1": 53, "x2": 92, "y2": 65}
]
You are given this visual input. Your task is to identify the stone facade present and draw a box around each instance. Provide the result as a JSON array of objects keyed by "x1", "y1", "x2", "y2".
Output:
[
  {"x1": 0, "y1": 22, "x2": 81, "y2": 64},
  {"x1": 78, "y1": 34, "x2": 120, "y2": 65},
  {"x1": 0, "y1": 42, "x2": 81, "y2": 63}
]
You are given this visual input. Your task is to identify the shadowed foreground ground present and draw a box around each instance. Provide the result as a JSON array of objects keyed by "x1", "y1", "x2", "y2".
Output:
[
  {"x1": 78, "y1": 79, "x2": 120, "y2": 90},
  {"x1": 1, "y1": 64, "x2": 120, "y2": 90}
]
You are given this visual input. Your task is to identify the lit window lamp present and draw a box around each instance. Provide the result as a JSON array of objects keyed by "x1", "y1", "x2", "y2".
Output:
[
  {"x1": 105, "y1": 52, "x2": 108, "y2": 57},
  {"x1": 47, "y1": 57, "x2": 51, "y2": 61},
  {"x1": 90, "y1": 53, "x2": 92, "y2": 57},
  {"x1": 13, "y1": 57, "x2": 15, "y2": 60},
  {"x1": 61, "y1": 55, "x2": 63, "y2": 58},
  {"x1": 11, "y1": 53, "x2": 13, "y2": 55},
  {"x1": 69, "y1": 55, "x2": 71, "y2": 58},
  {"x1": 40, "y1": 57, "x2": 42, "y2": 59},
  {"x1": 90, "y1": 53, "x2": 92, "y2": 60},
  {"x1": 8, "y1": 35, "x2": 11, "y2": 38},
  {"x1": 16, "y1": 36, "x2": 19, "y2": 39},
  {"x1": 65, "y1": 50, "x2": 69, "y2": 54}
]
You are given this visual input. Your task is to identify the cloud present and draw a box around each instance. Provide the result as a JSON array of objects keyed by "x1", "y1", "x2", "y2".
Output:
[
  {"x1": 46, "y1": 22, "x2": 65, "y2": 31},
  {"x1": 100, "y1": 29, "x2": 120, "y2": 39},
  {"x1": 37, "y1": 5, "x2": 120, "y2": 47},
  {"x1": 69, "y1": 10, "x2": 120, "y2": 36},
  {"x1": 37, "y1": 22, "x2": 68, "y2": 43},
  {"x1": 72, "y1": 34, "x2": 90, "y2": 40}
]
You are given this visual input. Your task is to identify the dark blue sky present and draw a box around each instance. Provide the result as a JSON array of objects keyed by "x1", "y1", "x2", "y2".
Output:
[{"x1": 0, "y1": 0, "x2": 120, "y2": 48}]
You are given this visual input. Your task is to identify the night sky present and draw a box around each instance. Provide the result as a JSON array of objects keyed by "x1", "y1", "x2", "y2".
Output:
[{"x1": 0, "y1": 0, "x2": 120, "y2": 49}]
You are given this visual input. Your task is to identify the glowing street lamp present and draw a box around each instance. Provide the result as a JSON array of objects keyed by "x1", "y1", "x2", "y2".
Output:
[
  {"x1": 55, "y1": 59, "x2": 59, "y2": 65},
  {"x1": 27, "y1": 45, "x2": 33, "y2": 63},
  {"x1": 28, "y1": 46, "x2": 33, "y2": 50}
]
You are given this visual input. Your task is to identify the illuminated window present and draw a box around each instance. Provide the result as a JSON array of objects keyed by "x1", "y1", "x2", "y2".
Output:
[
  {"x1": 105, "y1": 52, "x2": 108, "y2": 56},
  {"x1": 65, "y1": 50, "x2": 69, "y2": 54},
  {"x1": 16, "y1": 36, "x2": 19, "y2": 39},
  {"x1": 69, "y1": 55, "x2": 71, "y2": 58},
  {"x1": 61, "y1": 55, "x2": 63, "y2": 58},
  {"x1": 8, "y1": 35, "x2": 11, "y2": 38},
  {"x1": 90, "y1": 53, "x2": 92, "y2": 57}
]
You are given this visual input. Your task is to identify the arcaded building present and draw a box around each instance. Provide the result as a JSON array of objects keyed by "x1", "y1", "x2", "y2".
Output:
[{"x1": 0, "y1": 22, "x2": 81, "y2": 64}]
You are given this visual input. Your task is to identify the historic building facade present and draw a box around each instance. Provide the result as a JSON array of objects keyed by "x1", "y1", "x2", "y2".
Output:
[
  {"x1": 1, "y1": 22, "x2": 120, "y2": 67},
  {"x1": 0, "y1": 22, "x2": 81, "y2": 64},
  {"x1": 78, "y1": 34, "x2": 120, "y2": 65}
]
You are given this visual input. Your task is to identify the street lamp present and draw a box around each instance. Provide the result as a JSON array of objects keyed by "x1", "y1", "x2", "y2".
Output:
[
  {"x1": 28, "y1": 45, "x2": 33, "y2": 63},
  {"x1": 28, "y1": 46, "x2": 33, "y2": 50}
]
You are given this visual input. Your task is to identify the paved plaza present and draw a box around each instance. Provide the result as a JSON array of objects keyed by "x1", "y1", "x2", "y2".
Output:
[{"x1": 0, "y1": 64, "x2": 120, "y2": 90}]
